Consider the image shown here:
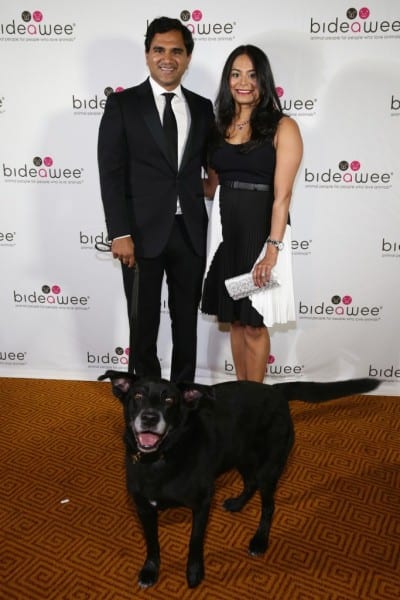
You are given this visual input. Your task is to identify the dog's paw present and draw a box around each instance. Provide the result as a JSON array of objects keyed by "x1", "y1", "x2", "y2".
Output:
[
  {"x1": 138, "y1": 560, "x2": 159, "y2": 588},
  {"x1": 248, "y1": 534, "x2": 269, "y2": 556},
  {"x1": 187, "y1": 561, "x2": 204, "y2": 588}
]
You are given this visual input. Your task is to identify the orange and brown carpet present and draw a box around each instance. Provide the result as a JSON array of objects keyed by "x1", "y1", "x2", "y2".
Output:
[{"x1": 1, "y1": 377, "x2": 399, "y2": 599}]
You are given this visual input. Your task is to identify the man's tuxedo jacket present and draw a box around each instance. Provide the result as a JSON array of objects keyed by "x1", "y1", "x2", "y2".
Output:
[{"x1": 98, "y1": 78, "x2": 214, "y2": 258}]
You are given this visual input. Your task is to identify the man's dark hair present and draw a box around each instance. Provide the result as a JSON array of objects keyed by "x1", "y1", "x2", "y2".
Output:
[{"x1": 145, "y1": 16, "x2": 194, "y2": 55}]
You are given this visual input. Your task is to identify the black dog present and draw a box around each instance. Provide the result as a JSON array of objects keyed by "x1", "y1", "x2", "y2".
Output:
[{"x1": 99, "y1": 371, "x2": 379, "y2": 588}]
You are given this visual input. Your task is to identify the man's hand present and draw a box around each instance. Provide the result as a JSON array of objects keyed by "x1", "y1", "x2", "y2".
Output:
[{"x1": 111, "y1": 237, "x2": 135, "y2": 268}]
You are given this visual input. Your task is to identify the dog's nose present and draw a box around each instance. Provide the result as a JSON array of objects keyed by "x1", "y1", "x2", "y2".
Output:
[{"x1": 141, "y1": 410, "x2": 160, "y2": 429}]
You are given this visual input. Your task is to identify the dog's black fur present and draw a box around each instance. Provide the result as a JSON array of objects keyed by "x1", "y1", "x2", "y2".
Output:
[{"x1": 99, "y1": 371, "x2": 380, "y2": 588}]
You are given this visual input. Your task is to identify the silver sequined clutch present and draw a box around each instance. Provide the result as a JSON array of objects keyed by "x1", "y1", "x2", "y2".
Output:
[{"x1": 225, "y1": 272, "x2": 280, "y2": 301}]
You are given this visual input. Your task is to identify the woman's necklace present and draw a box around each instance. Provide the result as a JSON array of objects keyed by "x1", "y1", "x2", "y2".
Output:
[{"x1": 235, "y1": 120, "x2": 250, "y2": 130}]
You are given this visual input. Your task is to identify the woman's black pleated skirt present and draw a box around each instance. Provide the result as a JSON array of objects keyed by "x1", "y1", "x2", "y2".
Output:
[{"x1": 201, "y1": 185, "x2": 274, "y2": 327}]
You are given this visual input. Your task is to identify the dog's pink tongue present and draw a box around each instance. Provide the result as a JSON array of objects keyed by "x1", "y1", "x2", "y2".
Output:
[{"x1": 138, "y1": 433, "x2": 160, "y2": 448}]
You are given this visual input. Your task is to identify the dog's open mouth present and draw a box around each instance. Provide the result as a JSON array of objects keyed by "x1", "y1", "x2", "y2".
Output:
[{"x1": 135, "y1": 431, "x2": 166, "y2": 453}]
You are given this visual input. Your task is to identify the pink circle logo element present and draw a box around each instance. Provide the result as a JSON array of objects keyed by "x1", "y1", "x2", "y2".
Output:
[
  {"x1": 125, "y1": 348, "x2": 130, "y2": 355},
  {"x1": 32, "y1": 11, "x2": 43, "y2": 22},
  {"x1": 192, "y1": 10, "x2": 203, "y2": 22},
  {"x1": 268, "y1": 355, "x2": 275, "y2": 365},
  {"x1": 359, "y1": 7, "x2": 370, "y2": 19},
  {"x1": 342, "y1": 295, "x2": 352, "y2": 305},
  {"x1": 43, "y1": 156, "x2": 53, "y2": 167},
  {"x1": 52, "y1": 285, "x2": 61, "y2": 294},
  {"x1": 115, "y1": 86, "x2": 124, "y2": 93},
  {"x1": 350, "y1": 161, "x2": 360, "y2": 171},
  {"x1": 276, "y1": 86, "x2": 284, "y2": 98}
]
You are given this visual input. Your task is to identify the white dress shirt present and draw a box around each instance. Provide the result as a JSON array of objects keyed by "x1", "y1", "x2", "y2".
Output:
[
  {"x1": 149, "y1": 77, "x2": 191, "y2": 214},
  {"x1": 149, "y1": 77, "x2": 191, "y2": 170}
]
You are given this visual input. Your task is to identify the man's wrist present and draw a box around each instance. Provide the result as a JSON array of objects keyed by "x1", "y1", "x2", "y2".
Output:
[{"x1": 112, "y1": 235, "x2": 131, "y2": 241}]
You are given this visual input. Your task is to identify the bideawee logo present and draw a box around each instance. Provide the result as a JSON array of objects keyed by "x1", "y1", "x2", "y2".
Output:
[
  {"x1": 304, "y1": 159, "x2": 393, "y2": 190},
  {"x1": 368, "y1": 363, "x2": 400, "y2": 382},
  {"x1": 13, "y1": 284, "x2": 90, "y2": 310},
  {"x1": 267, "y1": 355, "x2": 304, "y2": 379},
  {"x1": 0, "y1": 10, "x2": 76, "y2": 42},
  {"x1": 310, "y1": 6, "x2": 400, "y2": 41},
  {"x1": 80, "y1": 230, "x2": 110, "y2": 250},
  {"x1": 72, "y1": 86, "x2": 124, "y2": 116},
  {"x1": 0, "y1": 231, "x2": 16, "y2": 247},
  {"x1": 224, "y1": 354, "x2": 304, "y2": 380},
  {"x1": 299, "y1": 293, "x2": 382, "y2": 322},
  {"x1": 292, "y1": 238, "x2": 312, "y2": 256},
  {"x1": 381, "y1": 236, "x2": 400, "y2": 259},
  {"x1": 147, "y1": 9, "x2": 237, "y2": 43},
  {"x1": 391, "y1": 94, "x2": 400, "y2": 116},
  {"x1": 276, "y1": 86, "x2": 317, "y2": 118},
  {"x1": 2, "y1": 155, "x2": 84, "y2": 185},
  {"x1": 87, "y1": 346, "x2": 130, "y2": 369},
  {"x1": 0, "y1": 350, "x2": 27, "y2": 367}
]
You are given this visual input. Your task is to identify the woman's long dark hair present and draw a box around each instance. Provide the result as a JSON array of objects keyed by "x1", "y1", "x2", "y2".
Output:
[{"x1": 214, "y1": 45, "x2": 283, "y2": 152}]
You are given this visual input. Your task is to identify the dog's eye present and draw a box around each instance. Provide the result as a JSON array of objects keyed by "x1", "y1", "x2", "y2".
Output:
[
  {"x1": 134, "y1": 393, "x2": 143, "y2": 400},
  {"x1": 164, "y1": 397, "x2": 175, "y2": 406}
]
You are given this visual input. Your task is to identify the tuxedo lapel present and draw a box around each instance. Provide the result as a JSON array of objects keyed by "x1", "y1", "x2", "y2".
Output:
[
  {"x1": 137, "y1": 80, "x2": 174, "y2": 168},
  {"x1": 180, "y1": 88, "x2": 200, "y2": 172},
  {"x1": 136, "y1": 81, "x2": 204, "y2": 173}
]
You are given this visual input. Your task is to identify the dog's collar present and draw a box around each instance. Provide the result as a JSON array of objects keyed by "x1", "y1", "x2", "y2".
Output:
[{"x1": 131, "y1": 450, "x2": 165, "y2": 464}]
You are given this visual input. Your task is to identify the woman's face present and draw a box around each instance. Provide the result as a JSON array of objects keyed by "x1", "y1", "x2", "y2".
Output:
[{"x1": 229, "y1": 54, "x2": 260, "y2": 109}]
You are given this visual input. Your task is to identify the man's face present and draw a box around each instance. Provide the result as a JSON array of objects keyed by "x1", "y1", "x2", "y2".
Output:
[{"x1": 146, "y1": 30, "x2": 191, "y2": 90}]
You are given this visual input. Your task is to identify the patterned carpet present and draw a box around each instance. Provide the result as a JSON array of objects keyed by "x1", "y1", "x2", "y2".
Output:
[{"x1": 1, "y1": 377, "x2": 399, "y2": 600}]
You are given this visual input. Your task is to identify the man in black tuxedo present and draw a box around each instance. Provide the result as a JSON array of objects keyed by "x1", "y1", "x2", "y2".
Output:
[{"x1": 98, "y1": 17, "x2": 214, "y2": 382}]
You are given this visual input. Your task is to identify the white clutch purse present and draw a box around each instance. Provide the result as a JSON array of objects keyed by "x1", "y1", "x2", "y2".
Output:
[{"x1": 225, "y1": 272, "x2": 280, "y2": 301}]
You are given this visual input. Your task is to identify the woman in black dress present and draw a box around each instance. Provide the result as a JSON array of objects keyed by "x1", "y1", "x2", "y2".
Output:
[{"x1": 202, "y1": 45, "x2": 303, "y2": 382}]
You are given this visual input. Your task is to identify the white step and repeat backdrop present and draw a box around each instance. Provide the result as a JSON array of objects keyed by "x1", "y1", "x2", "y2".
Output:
[{"x1": 0, "y1": 1, "x2": 399, "y2": 394}]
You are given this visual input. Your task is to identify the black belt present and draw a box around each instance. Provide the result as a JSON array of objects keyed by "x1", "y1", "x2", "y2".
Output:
[{"x1": 222, "y1": 180, "x2": 271, "y2": 192}]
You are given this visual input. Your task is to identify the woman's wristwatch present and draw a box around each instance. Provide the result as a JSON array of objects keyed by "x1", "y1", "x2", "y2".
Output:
[{"x1": 266, "y1": 237, "x2": 284, "y2": 251}]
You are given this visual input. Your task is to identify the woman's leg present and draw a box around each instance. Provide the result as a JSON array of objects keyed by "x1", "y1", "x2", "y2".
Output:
[
  {"x1": 230, "y1": 322, "x2": 270, "y2": 382},
  {"x1": 230, "y1": 321, "x2": 247, "y2": 380},
  {"x1": 243, "y1": 325, "x2": 270, "y2": 382}
]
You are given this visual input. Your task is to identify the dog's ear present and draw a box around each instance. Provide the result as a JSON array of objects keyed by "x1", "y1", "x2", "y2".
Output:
[
  {"x1": 98, "y1": 370, "x2": 138, "y2": 401},
  {"x1": 177, "y1": 382, "x2": 215, "y2": 409}
]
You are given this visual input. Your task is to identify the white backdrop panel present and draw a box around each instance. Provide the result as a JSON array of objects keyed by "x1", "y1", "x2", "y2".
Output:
[{"x1": 0, "y1": 1, "x2": 399, "y2": 395}]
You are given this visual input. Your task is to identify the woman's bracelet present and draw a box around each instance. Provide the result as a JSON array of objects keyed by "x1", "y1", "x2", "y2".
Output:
[{"x1": 266, "y1": 237, "x2": 284, "y2": 251}]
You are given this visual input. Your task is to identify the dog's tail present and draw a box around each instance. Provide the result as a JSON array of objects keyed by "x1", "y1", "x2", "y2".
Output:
[{"x1": 274, "y1": 378, "x2": 380, "y2": 403}]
